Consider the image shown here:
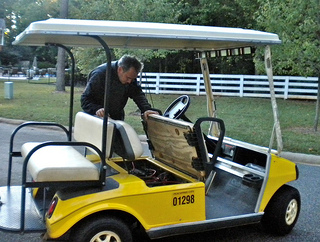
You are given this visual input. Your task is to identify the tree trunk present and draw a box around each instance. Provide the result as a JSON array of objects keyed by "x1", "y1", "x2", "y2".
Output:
[
  {"x1": 315, "y1": 2, "x2": 320, "y2": 132},
  {"x1": 56, "y1": 48, "x2": 66, "y2": 91},
  {"x1": 314, "y1": 71, "x2": 320, "y2": 131},
  {"x1": 55, "y1": 0, "x2": 68, "y2": 92}
]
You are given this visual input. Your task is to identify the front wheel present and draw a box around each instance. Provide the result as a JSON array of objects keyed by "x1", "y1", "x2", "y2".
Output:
[
  {"x1": 70, "y1": 216, "x2": 133, "y2": 242},
  {"x1": 261, "y1": 185, "x2": 300, "y2": 235}
]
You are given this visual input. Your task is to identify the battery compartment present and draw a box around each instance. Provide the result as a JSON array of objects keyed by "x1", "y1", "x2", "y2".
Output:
[{"x1": 115, "y1": 159, "x2": 191, "y2": 187}]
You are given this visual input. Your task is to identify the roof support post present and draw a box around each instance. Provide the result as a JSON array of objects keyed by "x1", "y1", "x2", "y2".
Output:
[
  {"x1": 265, "y1": 45, "x2": 283, "y2": 153},
  {"x1": 200, "y1": 56, "x2": 219, "y2": 137},
  {"x1": 90, "y1": 36, "x2": 112, "y2": 181}
]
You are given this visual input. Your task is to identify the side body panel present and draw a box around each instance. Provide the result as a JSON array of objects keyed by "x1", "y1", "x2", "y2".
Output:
[
  {"x1": 259, "y1": 154, "x2": 297, "y2": 211},
  {"x1": 46, "y1": 167, "x2": 205, "y2": 239}
]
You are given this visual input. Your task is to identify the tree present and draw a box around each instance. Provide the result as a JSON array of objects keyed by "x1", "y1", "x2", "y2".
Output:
[
  {"x1": 314, "y1": 0, "x2": 320, "y2": 131},
  {"x1": 256, "y1": 0, "x2": 320, "y2": 132},
  {"x1": 315, "y1": 72, "x2": 320, "y2": 131},
  {"x1": 176, "y1": 0, "x2": 258, "y2": 27},
  {"x1": 69, "y1": 0, "x2": 261, "y2": 75},
  {"x1": 255, "y1": 0, "x2": 320, "y2": 76},
  {"x1": 171, "y1": 0, "x2": 260, "y2": 74},
  {"x1": 70, "y1": 0, "x2": 180, "y2": 74},
  {"x1": 0, "y1": 0, "x2": 28, "y2": 65},
  {"x1": 56, "y1": 0, "x2": 68, "y2": 92},
  {"x1": 0, "y1": 0, "x2": 59, "y2": 66}
]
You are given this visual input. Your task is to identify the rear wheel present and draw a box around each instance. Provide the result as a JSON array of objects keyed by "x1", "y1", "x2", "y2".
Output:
[
  {"x1": 261, "y1": 185, "x2": 300, "y2": 235},
  {"x1": 70, "y1": 216, "x2": 133, "y2": 242}
]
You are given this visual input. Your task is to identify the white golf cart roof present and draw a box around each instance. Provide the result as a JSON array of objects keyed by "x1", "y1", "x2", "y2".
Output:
[{"x1": 13, "y1": 18, "x2": 281, "y2": 50}]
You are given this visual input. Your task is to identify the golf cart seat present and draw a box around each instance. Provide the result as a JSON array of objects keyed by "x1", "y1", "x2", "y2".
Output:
[
  {"x1": 21, "y1": 112, "x2": 115, "y2": 182},
  {"x1": 109, "y1": 119, "x2": 144, "y2": 161}
]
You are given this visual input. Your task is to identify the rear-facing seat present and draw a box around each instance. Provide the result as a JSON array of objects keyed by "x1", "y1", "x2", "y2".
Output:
[
  {"x1": 21, "y1": 112, "x2": 115, "y2": 182},
  {"x1": 21, "y1": 112, "x2": 145, "y2": 183}
]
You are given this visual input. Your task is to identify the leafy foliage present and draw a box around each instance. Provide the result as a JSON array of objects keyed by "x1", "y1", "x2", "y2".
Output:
[
  {"x1": 0, "y1": 0, "x2": 59, "y2": 66},
  {"x1": 69, "y1": 0, "x2": 180, "y2": 74},
  {"x1": 1, "y1": 0, "x2": 320, "y2": 76},
  {"x1": 255, "y1": 0, "x2": 320, "y2": 76}
]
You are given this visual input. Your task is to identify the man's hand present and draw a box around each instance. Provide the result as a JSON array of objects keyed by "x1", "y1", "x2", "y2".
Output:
[
  {"x1": 143, "y1": 110, "x2": 159, "y2": 120},
  {"x1": 96, "y1": 108, "x2": 105, "y2": 118}
]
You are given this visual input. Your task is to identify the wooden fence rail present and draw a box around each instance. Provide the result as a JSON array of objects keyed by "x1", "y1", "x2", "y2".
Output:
[{"x1": 140, "y1": 73, "x2": 319, "y2": 100}]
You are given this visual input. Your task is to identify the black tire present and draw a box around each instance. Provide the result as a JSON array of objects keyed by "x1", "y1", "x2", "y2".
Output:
[
  {"x1": 261, "y1": 185, "x2": 300, "y2": 235},
  {"x1": 70, "y1": 216, "x2": 133, "y2": 242}
]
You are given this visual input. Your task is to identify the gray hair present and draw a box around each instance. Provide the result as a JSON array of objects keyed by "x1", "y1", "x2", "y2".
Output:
[{"x1": 118, "y1": 55, "x2": 144, "y2": 73}]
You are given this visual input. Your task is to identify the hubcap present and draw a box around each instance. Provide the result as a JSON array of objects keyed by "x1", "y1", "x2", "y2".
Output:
[
  {"x1": 90, "y1": 231, "x2": 121, "y2": 242},
  {"x1": 285, "y1": 198, "x2": 298, "y2": 225}
]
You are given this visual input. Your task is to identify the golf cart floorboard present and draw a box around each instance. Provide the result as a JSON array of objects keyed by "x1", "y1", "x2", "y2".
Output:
[
  {"x1": 0, "y1": 186, "x2": 46, "y2": 232},
  {"x1": 205, "y1": 169, "x2": 261, "y2": 219}
]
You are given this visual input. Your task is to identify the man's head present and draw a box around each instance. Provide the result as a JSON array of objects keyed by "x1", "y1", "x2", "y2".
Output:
[{"x1": 117, "y1": 55, "x2": 144, "y2": 85}]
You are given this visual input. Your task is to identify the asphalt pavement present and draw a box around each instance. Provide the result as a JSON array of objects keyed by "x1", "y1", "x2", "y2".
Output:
[{"x1": 0, "y1": 120, "x2": 319, "y2": 242}]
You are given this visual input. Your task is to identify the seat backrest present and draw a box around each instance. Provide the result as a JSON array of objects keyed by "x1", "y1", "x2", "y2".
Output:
[
  {"x1": 74, "y1": 112, "x2": 114, "y2": 158},
  {"x1": 109, "y1": 119, "x2": 144, "y2": 160}
]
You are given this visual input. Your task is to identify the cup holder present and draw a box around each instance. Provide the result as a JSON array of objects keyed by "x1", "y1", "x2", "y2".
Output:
[{"x1": 242, "y1": 173, "x2": 263, "y2": 188}]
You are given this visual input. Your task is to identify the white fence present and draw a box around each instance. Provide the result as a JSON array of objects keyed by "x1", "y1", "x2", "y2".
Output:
[{"x1": 140, "y1": 73, "x2": 319, "y2": 100}]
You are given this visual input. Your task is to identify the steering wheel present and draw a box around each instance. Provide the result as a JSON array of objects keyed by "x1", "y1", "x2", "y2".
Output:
[{"x1": 163, "y1": 95, "x2": 190, "y2": 119}]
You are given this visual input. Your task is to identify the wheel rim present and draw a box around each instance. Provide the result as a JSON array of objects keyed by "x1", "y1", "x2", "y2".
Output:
[
  {"x1": 285, "y1": 198, "x2": 299, "y2": 225},
  {"x1": 90, "y1": 231, "x2": 121, "y2": 242}
]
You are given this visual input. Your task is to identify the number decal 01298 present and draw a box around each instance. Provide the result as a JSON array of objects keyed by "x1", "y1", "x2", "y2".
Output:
[{"x1": 172, "y1": 191, "x2": 195, "y2": 206}]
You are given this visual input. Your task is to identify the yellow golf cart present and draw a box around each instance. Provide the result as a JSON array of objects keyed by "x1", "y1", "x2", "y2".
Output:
[{"x1": 0, "y1": 19, "x2": 299, "y2": 241}]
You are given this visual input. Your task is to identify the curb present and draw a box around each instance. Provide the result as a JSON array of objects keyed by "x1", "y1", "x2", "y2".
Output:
[
  {"x1": 0, "y1": 117, "x2": 69, "y2": 131},
  {"x1": 280, "y1": 152, "x2": 320, "y2": 166},
  {"x1": 0, "y1": 117, "x2": 26, "y2": 125}
]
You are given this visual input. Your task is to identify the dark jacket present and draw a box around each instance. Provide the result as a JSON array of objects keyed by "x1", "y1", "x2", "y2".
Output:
[{"x1": 81, "y1": 61, "x2": 151, "y2": 120}]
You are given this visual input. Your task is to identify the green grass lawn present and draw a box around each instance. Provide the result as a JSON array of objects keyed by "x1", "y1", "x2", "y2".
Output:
[{"x1": 1, "y1": 80, "x2": 319, "y2": 155}]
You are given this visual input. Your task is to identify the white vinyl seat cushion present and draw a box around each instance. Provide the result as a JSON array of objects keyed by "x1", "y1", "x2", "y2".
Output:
[{"x1": 22, "y1": 142, "x2": 99, "y2": 182}]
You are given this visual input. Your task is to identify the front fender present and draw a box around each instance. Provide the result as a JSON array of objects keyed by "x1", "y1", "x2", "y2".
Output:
[{"x1": 259, "y1": 154, "x2": 298, "y2": 211}]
